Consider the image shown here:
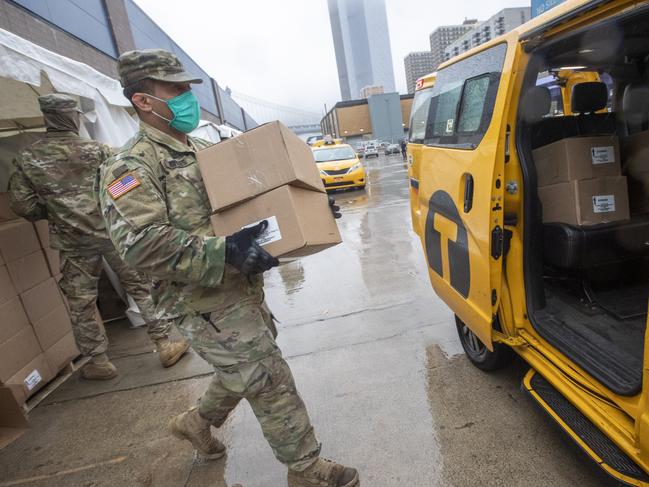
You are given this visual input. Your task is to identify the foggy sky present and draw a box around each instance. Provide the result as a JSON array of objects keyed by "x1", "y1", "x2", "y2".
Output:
[{"x1": 134, "y1": 0, "x2": 529, "y2": 115}]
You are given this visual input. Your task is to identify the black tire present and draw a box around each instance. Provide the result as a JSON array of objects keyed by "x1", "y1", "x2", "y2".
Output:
[{"x1": 455, "y1": 315, "x2": 513, "y2": 371}]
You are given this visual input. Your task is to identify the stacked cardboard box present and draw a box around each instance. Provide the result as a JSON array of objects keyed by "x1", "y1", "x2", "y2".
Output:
[
  {"x1": 534, "y1": 136, "x2": 631, "y2": 225},
  {"x1": 0, "y1": 202, "x2": 79, "y2": 406},
  {"x1": 198, "y1": 121, "x2": 342, "y2": 258},
  {"x1": 621, "y1": 131, "x2": 649, "y2": 215}
]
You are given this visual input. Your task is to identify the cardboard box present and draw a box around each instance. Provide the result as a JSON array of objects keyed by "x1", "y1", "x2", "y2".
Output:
[
  {"x1": 0, "y1": 298, "x2": 30, "y2": 345},
  {"x1": 621, "y1": 131, "x2": 649, "y2": 214},
  {"x1": 0, "y1": 327, "x2": 41, "y2": 382},
  {"x1": 6, "y1": 250, "x2": 50, "y2": 294},
  {"x1": 19, "y1": 278, "x2": 64, "y2": 324},
  {"x1": 0, "y1": 265, "x2": 16, "y2": 306},
  {"x1": 539, "y1": 176, "x2": 630, "y2": 226},
  {"x1": 197, "y1": 121, "x2": 325, "y2": 211},
  {"x1": 32, "y1": 305, "x2": 73, "y2": 351},
  {"x1": 34, "y1": 220, "x2": 49, "y2": 247},
  {"x1": 5, "y1": 354, "x2": 53, "y2": 404},
  {"x1": 0, "y1": 387, "x2": 29, "y2": 450},
  {"x1": 0, "y1": 221, "x2": 41, "y2": 264},
  {"x1": 44, "y1": 331, "x2": 79, "y2": 374},
  {"x1": 0, "y1": 193, "x2": 20, "y2": 224},
  {"x1": 43, "y1": 247, "x2": 61, "y2": 276},
  {"x1": 210, "y1": 185, "x2": 342, "y2": 258},
  {"x1": 533, "y1": 136, "x2": 621, "y2": 187}
]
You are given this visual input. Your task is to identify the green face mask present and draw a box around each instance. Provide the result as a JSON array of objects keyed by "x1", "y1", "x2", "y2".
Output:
[{"x1": 149, "y1": 91, "x2": 201, "y2": 133}]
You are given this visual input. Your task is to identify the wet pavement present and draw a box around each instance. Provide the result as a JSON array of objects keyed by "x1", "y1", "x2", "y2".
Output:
[{"x1": 0, "y1": 154, "x2": 609, "y2": 486}]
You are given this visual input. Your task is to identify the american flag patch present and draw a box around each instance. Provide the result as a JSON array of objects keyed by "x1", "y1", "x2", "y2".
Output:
[{"x1": 108, "y1": 173, "x2": 140, "y2": 199}]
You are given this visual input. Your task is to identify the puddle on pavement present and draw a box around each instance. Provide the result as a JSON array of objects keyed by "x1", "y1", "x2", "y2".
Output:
[{"x1": 424, "y1": 345, "x2": 607, "y2": 487}]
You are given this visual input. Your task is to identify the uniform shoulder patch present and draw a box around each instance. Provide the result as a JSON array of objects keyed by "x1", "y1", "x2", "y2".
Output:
[
  {"x1": 112, "y1": 164, "x2": 129, "y2": 178},
  {"x1": 108, "y1": 173, "x2": 141, "y2": 199}
]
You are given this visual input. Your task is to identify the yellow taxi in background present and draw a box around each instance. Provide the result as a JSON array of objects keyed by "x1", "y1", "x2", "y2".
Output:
[{"x1": 312, "y1": 143, "x2": 366, "y2": 191}]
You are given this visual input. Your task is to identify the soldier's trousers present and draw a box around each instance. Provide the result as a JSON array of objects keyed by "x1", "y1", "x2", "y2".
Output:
[
  {"x1": 175, "y1": 311, "x2": 321, "y2": 471},
  {"x1": 59, "y1": 248, "x2": 172, "y2": 356}
]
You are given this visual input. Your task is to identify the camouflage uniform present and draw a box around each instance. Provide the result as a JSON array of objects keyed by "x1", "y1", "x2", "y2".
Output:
[
  {"x1": 98, "y1": 49, "x2": 320, "y2": 471},
  {"x1": 8, "y1": 94, "x2": 173, "y2": 357}
]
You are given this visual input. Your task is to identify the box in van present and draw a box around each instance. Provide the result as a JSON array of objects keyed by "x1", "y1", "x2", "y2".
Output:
[
  {"x1": 538, "y1": 175, "x2": 630, "y2": 225},
  {"x1": 532, "y1": 135, "x2": 621, "y2": 187}
]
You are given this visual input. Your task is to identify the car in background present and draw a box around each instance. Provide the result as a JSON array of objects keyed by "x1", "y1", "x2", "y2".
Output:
[
  {"x1": 306, "y1": 135, "x2": 324, "y2": 146},
  {"x1": 312, "y1": 143, "x2": 366, "y2": 191},
  {"x1": 355, "y1": 144, "x2": 366, "y2": 158},
  {"x1": 364, "y1": 144, "x2": 379, "y2": 158},
  {"x1": 384, "y1": 143, "x2": 400, "y2": 155}
]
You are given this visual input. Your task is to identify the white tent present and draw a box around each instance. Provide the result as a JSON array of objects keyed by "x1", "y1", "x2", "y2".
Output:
[
  {"x1": 0, "y1": 28, "x2": 137, "y2": 146},
  {"x1": 0, "y1": 28, "x2": 145, "y2": 326},
  {"x1": 191, "y1": 120, "x2": 242, "y2": 143}
]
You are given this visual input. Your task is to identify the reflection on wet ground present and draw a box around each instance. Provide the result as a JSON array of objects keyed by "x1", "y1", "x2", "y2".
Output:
[{"x1": 0, "y1": 154, "x2": 608, "y2": 486}]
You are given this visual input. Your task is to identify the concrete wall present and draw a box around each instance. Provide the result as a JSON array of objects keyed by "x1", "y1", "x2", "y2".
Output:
[
  {"x1": 0, "y1": 0, "x2": 266, "y2": 130},
  {"x1": 367, "y1": 93, "x2": 403, "y2": 143},
  {"x1": 336, "y1": 104, "x2": 371, "y2": 138},
  {"x1": 324, "y1": 96, "x2": 412, "y2": 138},
  {"x1": 401, "y1": 97, "x2": 413, "y2": 129},
  {"x1": 0, "y1": 0, "x2": 118, "y2": 78}
]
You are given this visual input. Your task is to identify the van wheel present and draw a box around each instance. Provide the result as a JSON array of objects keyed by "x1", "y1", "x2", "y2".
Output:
[{"x1": 455, "y1": 315, "x2": 513, "y2": 371}]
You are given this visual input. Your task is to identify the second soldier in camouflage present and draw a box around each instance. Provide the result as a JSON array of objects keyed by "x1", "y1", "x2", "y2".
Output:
[{"x1": 9, "y1": 94, "x2": 190, "y2": 380}]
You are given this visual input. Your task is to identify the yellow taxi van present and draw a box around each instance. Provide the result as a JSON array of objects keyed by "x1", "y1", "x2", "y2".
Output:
[
  {"x1": 408, "y1": 0, "x2": 649, "y2": 483},
  {"x1": 312, "y1": 142, "x2": 366, "y2": 191}
]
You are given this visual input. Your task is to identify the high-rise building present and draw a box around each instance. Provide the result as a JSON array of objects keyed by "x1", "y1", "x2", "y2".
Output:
[
  {"x1": 404, "y1": 51, "x2": 435, "y2": 94},
  {"x1": 444, "y1": 8, "x2": 531, "y2": 61},
  {"x1": 327, "y1": 0, "x2": 396, "y2": 101},
  {"x1": 429, "y1": 19, "x2": 478, "y2": 69}
]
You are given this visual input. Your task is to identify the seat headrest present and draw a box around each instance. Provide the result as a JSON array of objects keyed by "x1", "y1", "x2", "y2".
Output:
[
  {"x1": 622, "y1": 82, "x2": 649, "y2": 116},
  {"x1": 571, "y1": 82, "x2": 608, "y2": 114},
  {"x1": 521, "y1": 86, "x2": 551, "y2": 123}
]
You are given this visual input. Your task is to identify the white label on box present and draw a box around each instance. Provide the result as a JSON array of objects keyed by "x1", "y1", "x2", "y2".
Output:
[
  {"x1": 243, "y1": 216, "x2": 282, "y2": 246},
  {"x1": 24, "y1": 369, "x2": 42, "y2": 391},
  {"x1": 592, "y1": 195, "x2": 616, "y2": 213},
  {"x1": 591, "y1": 146, "x2": 615, "y2": 165}
]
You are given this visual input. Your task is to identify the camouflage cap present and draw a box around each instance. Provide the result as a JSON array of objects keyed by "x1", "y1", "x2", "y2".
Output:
[
  {"x1": 118, "y1": 49, "x2": 203, "y2": 87},
  {"x1": 38, "y1": 94, "x2": 80, "y2": 113}
]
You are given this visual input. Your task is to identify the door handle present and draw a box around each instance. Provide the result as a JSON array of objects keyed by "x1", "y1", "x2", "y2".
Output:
[{"x1": 463, "y1": 173, "x2": 474, "y2": 213}]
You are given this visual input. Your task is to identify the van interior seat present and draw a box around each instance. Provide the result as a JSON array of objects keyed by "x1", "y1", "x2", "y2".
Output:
[
  {"x1": 528, "y1": 81, "x2": 620, "y2": 149},
  {"x1": 622, "y1": 81, "x2": 649, "y2": 134},
  {"x1": 522, "y1": 83, "x2": 649, "y2": 270},
  {"x1": 543, "y1": 216, "x2": 649, "y2": 269}
]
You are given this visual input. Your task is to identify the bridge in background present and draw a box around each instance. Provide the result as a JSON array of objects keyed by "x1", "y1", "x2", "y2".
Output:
[{"x1": 231, "y1": 91, "x2": 322, "y2": 135}]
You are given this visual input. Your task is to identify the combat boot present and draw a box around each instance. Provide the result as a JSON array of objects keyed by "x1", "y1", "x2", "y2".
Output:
[
  {"x1": 169, "y1": 406, "x2": 226, "y2": 459},
  {"x1": 81, "y1": 353, "x2": 118, "y2": 380},
  {"x1": 155, "y1": 337, "x2": 190, "y2": 367},
  {"x1": 288, "y1": 458, "x2": 359, "y2": 487}
]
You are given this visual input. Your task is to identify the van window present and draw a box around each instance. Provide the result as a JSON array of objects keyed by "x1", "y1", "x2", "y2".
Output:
[
  {"x1": 458, "y1": 75, "x2": 491, "y2": 132},
  {"x1": 409, "y1": 87, "x2": 434, "y2": 143},
  {"x1": 431, "y1": 81, "x2": 463, "y2": 137},
  {"x1": 424, "y1": 43, "x2": 507, "y2": 149}
]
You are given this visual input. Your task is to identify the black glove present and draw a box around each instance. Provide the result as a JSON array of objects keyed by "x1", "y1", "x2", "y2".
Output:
[
  {"x1": 225, "y1": 221, "x2": 279, "y2": 275},
  {"x1": 329, "y1": 196, "x2": 341, "y2": 219}
]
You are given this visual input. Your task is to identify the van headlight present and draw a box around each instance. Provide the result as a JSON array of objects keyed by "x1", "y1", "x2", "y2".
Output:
[
  {"x1": 319, "y1": 169, "x2": 327, "y2": 176},
  {"x1": 349, "y1": 162, "x2": 362, "y2": 173}
]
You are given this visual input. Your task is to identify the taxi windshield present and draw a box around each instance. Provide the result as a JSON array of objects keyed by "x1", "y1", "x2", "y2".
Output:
[{"x1": 313, "y1": 147, "x2": 356, "y2": 163}]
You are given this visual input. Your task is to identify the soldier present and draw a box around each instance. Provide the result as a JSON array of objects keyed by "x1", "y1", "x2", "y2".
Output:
[
  {"x1": 9, "y1": 94, "x2": 190, "y2": 380},
  {"x1": 98, "y1": 50, "x2": 358, "y2": 487}
]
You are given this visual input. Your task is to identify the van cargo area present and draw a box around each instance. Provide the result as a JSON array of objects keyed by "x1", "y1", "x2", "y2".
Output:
[{"x1": 518, "y1": 7, "x2": 649, "y2": 396}]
